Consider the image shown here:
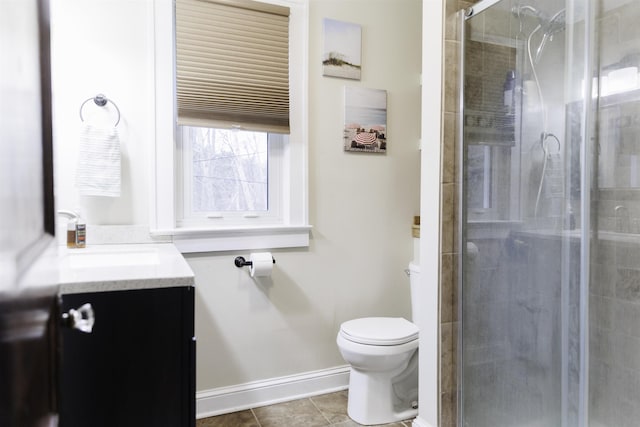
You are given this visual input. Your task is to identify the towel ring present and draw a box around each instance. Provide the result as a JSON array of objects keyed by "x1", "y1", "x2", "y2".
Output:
[{"x1": 79, "y1": 94, "x2": 121, "y2": 127}]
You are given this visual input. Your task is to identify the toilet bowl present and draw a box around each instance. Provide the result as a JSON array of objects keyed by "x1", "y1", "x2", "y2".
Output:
[{"x1": 336, "y1": 263, "x2": 421, "y2": 425}]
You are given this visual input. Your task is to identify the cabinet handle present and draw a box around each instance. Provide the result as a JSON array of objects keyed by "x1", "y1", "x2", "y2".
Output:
[{"x1": 61, "y1": 303, "x2": 95, "y2": 333}]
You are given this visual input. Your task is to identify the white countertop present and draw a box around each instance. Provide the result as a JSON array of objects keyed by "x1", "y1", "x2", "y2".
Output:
[{"x1": 58, "y1": 243, "x2": 195, "y2": 295}]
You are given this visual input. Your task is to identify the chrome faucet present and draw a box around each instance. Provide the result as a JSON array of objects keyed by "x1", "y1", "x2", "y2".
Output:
[
  {"x1": 57, "y1": 209, "x2": 79, "y2": 221},
  {"x1": 615, "y1": 205, "x2": 629, "y2": 232}
]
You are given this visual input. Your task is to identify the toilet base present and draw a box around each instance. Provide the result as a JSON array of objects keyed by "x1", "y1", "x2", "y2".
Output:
[{"x1": 346, "y1": 352, "x2": 419, "y2": 425}]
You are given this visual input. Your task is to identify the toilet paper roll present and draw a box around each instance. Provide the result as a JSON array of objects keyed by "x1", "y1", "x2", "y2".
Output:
[{"x1": 249, "y1": 252, "x2": 273, "y2": 278}]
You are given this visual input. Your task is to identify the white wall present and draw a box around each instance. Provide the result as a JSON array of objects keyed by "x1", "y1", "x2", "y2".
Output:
[
  {"x1": 50, "y1": 0, "x2": 153, "y2": 226},
  {"x1": 50, "y1": 0, "x2": 422, "y2": 408}
]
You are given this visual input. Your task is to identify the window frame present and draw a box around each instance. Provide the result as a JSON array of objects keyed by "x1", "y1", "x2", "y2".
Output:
[{"x1": 150, "y1": 0, "x2": 310, "y2": 253}]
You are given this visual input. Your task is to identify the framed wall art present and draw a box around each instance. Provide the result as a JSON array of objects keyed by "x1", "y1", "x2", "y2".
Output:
[
  {"x1": 344, "y1": 86, "x2": 387, "y2": 153},
  {"x1": 322, "y1": 18, "x2": 361, "y2": 80}
]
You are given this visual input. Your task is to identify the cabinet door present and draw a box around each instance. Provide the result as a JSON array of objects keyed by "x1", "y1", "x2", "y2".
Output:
[{"x1": 60, "y1": 286, "x2": 194, "y2": 427}]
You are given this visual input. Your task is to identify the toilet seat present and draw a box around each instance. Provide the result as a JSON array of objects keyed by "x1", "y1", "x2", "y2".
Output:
[{"x1": 339, "y1": 317, "x2": 418, "y2": 346}]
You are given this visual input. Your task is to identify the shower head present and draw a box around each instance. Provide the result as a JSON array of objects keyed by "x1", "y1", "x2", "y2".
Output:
[
  {"x1": 514, "y1": 5, "x2": 566, "y2": 63},
  {"x1": 544, "y1": 8, "x2": 567, "y2": 35},
  {"x1": 512, "y1": 4, "x2": 565, "y2": 29},
  {"x1": 534, "y1": 9, "x2": 566, "y2": 63}
]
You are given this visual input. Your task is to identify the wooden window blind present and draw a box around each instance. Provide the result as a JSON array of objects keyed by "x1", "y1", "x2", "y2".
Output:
[{"x1": 175, "y1": 0, "x2": 290, "y2": 133}]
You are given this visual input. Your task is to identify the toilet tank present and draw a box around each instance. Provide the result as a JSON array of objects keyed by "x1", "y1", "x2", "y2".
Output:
[{"x1": 408, "y1": 262, "x2": 420, "y2": 322}]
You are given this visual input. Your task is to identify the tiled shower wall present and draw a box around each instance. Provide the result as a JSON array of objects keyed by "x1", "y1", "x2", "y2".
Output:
[
  {"x1": 441, "y1": 1, "x2": 517, "y2": 424},
  {"x1": 589, "y1": 1, "x2": 640, "y2": 425},
  {"x1": 590, "y1": 237, "x2": 640, "y2": 426},
  {"x1": 440, "y1": 1, "x2": 478, "y2": 426}
]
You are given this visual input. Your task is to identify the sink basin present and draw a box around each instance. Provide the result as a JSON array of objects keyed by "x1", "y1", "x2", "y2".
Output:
[{"x1": 67, "y1": 248, "x2": 160, "y2": 269}]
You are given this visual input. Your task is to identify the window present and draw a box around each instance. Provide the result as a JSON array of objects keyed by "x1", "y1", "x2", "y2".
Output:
[
  {"x1": 178, "y1": 127, "x2": 284, "y2": 226},
  {"x1": 188, "y1": 129, "x2": 270, "y2": 213},
  {"x1": 151, "y1": 0, "x2": 310, "y2": 252}
]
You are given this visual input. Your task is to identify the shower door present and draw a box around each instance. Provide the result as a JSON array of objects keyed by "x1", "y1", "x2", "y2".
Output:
[
  {"x1": 460, "y1": 0, "x2": 640, "y2": 425},
  {"x1": 458, "y1": 0, "x2": 590, "y2": 426}
]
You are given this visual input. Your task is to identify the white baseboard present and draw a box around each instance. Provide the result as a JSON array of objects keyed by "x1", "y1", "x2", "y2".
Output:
[{"x1": 196, "y1": 366, "x2": 350, "y2": 419}]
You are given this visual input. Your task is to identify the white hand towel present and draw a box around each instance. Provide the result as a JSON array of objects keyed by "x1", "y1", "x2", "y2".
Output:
[{"x1": 76, "y1": 124, "x2": 121, "y2": 197}]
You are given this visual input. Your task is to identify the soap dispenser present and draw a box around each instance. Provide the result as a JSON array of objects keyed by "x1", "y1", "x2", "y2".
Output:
[
  {"x1": 57, "y1": 209, "x2": 81, "y2": 248},
  {"x1": 67, "y1": 218, "x2": 78, "y2": 248}
]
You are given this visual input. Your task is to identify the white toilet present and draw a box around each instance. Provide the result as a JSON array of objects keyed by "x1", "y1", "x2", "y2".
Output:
[{"x1": 336, "y1": 262, "x2": 420, "y2": 425}]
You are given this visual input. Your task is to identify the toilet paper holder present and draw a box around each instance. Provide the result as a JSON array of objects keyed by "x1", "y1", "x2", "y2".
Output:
[{"x1": 234, "y1": 255, "x2": 276, "y2": 268}]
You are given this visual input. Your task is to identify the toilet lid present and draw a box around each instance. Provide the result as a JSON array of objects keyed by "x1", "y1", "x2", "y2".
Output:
[{"x1": 340, "y1": 317, "x2": 419, "y2": 346}]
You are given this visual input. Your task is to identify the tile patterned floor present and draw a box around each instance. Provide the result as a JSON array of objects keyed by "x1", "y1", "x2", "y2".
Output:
[{"x1": 196, "y1": 390, "x2": 414, "y2": 427}]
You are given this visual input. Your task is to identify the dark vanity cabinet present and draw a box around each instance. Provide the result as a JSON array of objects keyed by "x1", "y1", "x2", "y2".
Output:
[{"x1": 59, "y1": 286, "x2": 195, "y2": 427}]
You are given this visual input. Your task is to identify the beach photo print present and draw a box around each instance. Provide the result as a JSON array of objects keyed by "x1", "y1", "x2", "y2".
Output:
[
  {"x1": 322, "y1": 18, "x2": 361, "y2": 80},
  {"x1": 344, "y1": 86, "x2": 387, "y2": 154}
]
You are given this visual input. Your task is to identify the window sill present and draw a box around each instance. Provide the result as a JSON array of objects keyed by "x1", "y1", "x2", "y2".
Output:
[{"x1": 150, "y1": 225, "x2": 312, "y2": 253}]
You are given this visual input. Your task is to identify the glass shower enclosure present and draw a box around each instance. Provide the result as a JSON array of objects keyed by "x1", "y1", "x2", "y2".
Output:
[{"x1": 458, "y1": 0, "x2": 640, "y2": 426}]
